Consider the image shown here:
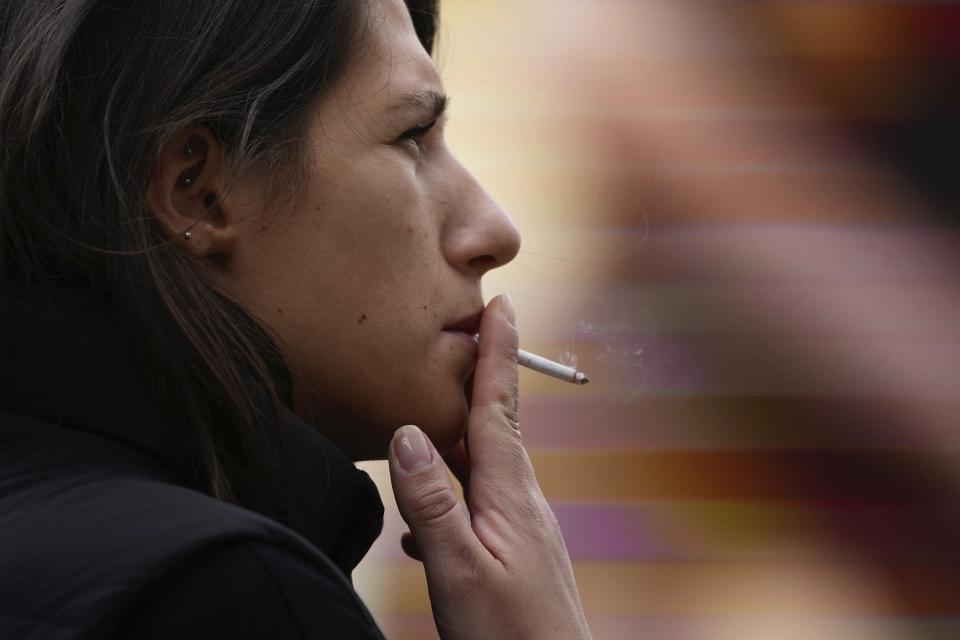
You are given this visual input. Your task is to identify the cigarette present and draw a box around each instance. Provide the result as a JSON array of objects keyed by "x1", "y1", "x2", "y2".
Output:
[{"x1": 473, "y1": 334, "x2": 590, "y2": 385}]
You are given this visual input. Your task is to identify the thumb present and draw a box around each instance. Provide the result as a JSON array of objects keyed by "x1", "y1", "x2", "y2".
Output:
[{"x1": 388, "y1": 425, "x2": 483, "y2": 571}]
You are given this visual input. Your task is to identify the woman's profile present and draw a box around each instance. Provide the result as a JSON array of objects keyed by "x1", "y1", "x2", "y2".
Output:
[{"x1": 0, "y1": 0, "x2": 591, "y2": 638}]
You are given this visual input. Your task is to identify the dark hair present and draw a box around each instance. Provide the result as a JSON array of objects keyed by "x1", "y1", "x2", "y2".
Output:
[{"x1": 0, "y1": 0, "x2": 439, "y2": 504}]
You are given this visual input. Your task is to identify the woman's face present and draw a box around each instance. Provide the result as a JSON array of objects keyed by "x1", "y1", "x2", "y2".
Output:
[{"x1": 221, "y1": 0, "x2": 521, "y2": 460}]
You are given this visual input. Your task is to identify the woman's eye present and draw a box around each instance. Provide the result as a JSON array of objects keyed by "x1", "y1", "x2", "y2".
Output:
[{"x1": 399, "y1": 120, "x2": 437, "y2": 151}]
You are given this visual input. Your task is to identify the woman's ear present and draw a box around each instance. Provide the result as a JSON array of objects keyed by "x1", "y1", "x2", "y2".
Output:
[{"x1": 146, "y1": 126, "x2": 239, "y2": 258}]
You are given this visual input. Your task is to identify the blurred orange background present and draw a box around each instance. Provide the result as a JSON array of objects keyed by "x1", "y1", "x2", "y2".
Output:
[{"x1": 356, "y1": 2, "x2": 960, "y2": 638}]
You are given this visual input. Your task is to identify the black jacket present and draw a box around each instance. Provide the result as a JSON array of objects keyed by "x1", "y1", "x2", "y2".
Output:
[{"x1": 0, "y1": 293, "x2": 388, "y2": 639}]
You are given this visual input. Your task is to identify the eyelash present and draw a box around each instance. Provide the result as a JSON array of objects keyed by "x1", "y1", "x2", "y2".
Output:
[{"x1": 400, "y1": 119, "x2": 437, "y2": 150}]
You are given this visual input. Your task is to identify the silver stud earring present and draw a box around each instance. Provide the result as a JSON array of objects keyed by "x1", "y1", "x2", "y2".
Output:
[
  {"x1": 184, "y1": 231, "x2": 192, "y2": 240},
  {"x1": 184, "y1": 144, "x2": 194, "y2": 156}
]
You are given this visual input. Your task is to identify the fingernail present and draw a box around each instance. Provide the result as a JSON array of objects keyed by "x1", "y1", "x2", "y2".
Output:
[
  {"x1": 393, "y1": 424, "x2": 432, "y2": 472},
  {"x1": 501, "y1": 293, "x2": 516, "y2": 326}
]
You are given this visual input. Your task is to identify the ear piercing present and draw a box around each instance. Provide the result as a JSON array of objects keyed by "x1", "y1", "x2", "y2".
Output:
[
  {"x1": 183, "y1": 142, "x2": 195, "y2": 185},
  {"x1": 182, "y1": 141, "x2": 205, "y2": 233}
]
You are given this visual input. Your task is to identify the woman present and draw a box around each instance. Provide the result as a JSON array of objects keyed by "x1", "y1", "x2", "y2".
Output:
[{"x1": 0, "y1": 0, "x2": 592, "y2": 638}]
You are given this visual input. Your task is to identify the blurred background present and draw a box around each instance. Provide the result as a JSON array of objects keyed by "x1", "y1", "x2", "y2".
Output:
[{"x1": 356, "y1": 1, "x2": 960, "y2": 638}]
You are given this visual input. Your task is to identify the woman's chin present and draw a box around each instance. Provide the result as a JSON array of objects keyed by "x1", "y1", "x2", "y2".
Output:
[
  {"x1": 305, "y1": 376, "x2": 471, "y2": 461},
  {"x1": 413, "y1": 400, "x2": 469, "y2": 456},
  {"x1": 390, "y1": 373, "x2": 472, "y2": 455},
  {"x1": 354, "y1": 410, "x2": 465, "y2": 462}
]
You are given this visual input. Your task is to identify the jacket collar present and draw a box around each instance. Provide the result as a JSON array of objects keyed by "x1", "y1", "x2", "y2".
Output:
[{"x1": 0, "y1": 289, "x2": 383, "y2": 577}]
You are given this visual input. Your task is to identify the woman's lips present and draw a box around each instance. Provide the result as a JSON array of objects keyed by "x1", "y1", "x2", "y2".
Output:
[
  {"x1": 444, "y1": 308, "x2": 484, "y2": 335},
  {"x1": 444, "y1": 329, "x2": 480, "y2": 355},
  {"x1": 443, "y1": 330, "x2": 478, "y2": 406}
]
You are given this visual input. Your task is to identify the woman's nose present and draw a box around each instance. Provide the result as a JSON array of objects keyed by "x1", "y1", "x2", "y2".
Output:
[{"x1": 445, "y1": 163, "x2": 522, "y2": 278}]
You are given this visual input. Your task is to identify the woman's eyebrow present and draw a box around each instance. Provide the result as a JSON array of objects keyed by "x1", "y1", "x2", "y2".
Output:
[{"x1": 388, "y1": 88, "x2": 450, "y2": 121}]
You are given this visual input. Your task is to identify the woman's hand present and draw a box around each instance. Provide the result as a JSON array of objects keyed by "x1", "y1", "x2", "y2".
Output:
[{"x1": 388, "y1": 294, "x2": 592, "y2": 640}]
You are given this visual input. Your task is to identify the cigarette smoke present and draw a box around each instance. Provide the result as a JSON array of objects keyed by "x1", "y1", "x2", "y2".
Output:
[{"x1": 565, "y1": 298, "x2": 705, "y2": 398}]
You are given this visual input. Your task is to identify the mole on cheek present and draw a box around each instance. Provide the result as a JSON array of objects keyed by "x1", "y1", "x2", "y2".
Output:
[{"x1": 358, "y1": 313, "x2": 368, "y2": 324}]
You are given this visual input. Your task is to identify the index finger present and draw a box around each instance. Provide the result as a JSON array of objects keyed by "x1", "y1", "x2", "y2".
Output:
[
  {"x1": 469, "y1": 294, "x2": 518, "y2": 424},
  {"x1": 464, "y1": 294, "x2": 525, "y2": 471}
]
